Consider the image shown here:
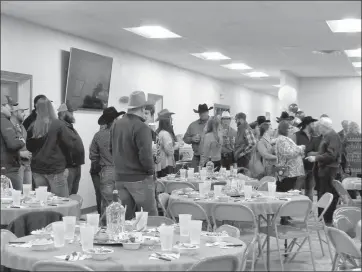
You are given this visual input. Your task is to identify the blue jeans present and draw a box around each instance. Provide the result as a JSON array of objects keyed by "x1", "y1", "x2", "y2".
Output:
[
  {"x1": 32, "y1": 171, "x2": 69, "y2": 197},
  {"x1": 66, "y1": 166, "x2": 81, "y2": 195},
  {"x1": 115, "y1": 176, "x2": 158, "y2": 220},
  {"x1": 100, "y1": 166, "x2": 115, "y2": 220},
  {"x1": 19, "y1": 164, "x2": 32, "y2": 186},
  {"x1": 5, "y1": 167, "x2": 22, "y2": 191}
]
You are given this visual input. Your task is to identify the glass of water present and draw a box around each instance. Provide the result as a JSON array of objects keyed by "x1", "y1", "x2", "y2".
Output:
[
  {"x1": 22, "y1": 184, "x2": 31, "y2": 198},
  {"x1": 87, "y1": 214, "x2": 100, "y2": 234},
  {"x1": 159, "y1": 225, "x2": 174, "y2": 251},
  {"x1": 53, "y1": 222, "x2": 65, "y2": 247},
  {"x1": 63, "y1": 216, "x2": 76, "y2": 240},
  {"x1": 11, "y1": 190, "x2": 21, "y2": 207},
  {"x1": 80, "y1": 225, "x2": 94, "y2": 251}
]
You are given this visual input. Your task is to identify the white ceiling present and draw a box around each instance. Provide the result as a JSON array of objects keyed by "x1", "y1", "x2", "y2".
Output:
[{"x1": 1, "y1": 1, "x2": 361, "y2": 95}]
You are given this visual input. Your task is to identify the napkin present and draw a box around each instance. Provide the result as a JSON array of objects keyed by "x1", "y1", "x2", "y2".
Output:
[
  {"x1": 149, "y1": 252, "x2": 180, "y2": 261},
  {"x1": 54, "y1": 252, "x2": 90, "y2": 261},
  {"x1": 8, "y1": 242, "x2": 32, "y2": 248}
]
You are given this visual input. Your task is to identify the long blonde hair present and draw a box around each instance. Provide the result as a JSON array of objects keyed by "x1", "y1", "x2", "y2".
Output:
[
  {"x1": 32, "y1": 98, "x2": 57, "y2": 138},
  {"x1": 206, "y1": 117, "x2": 222, "y2": 145}
]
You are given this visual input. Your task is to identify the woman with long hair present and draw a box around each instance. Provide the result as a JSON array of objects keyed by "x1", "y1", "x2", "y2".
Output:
[
  {"x1": 155, "y1": 110, "x2": 177, "y2": 178},
  {"x1": 26, "y1": 98, "x2": 75, "y2": 197},
  {"x1": 200, "y1": 117, "x2": 223, "y2": 170},
  {"x1": 257, "y1": 122, "x2": 277, "y2": 176}
]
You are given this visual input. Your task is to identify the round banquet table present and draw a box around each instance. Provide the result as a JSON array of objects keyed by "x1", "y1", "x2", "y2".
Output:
[
  {"x1": 1, "y1": 199, "x2": 79, "y2": 225},
  {"x1": 342, "y1": 177, "x2": 362, "y2": 191},
  {"x1": 2, "y1": 234, "x2": 246, "y2": 271}
]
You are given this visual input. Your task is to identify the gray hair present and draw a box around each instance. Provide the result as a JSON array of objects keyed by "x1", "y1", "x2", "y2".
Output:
[{"x1": 319, "y1": 117, "x2": 333, "y2": 129}]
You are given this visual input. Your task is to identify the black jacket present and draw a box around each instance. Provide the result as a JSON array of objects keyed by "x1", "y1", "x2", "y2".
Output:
[
  {"x1": 0, "y1": 113, "x2": 25, "y2": 170},
  {"x1": 61, "y1": 121, "x2": 85, "y2": 167},
  {"x1": 27, "y1": 119, "x2": 75, "y2": 174},
  {"x1": 23, "y1": 109, "x2": 37, "y2": 131}
]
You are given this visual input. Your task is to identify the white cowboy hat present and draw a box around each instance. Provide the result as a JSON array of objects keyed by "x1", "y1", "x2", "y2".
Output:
[{"x1": 221, "y1": 111, "x2": 232, "y2": 119}]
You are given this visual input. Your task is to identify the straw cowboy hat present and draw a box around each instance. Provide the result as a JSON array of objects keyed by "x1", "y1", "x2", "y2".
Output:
[
  {"x1": 127, "y1": 91, "x2": 153, "y2": 109},
  {"x1": 193, "y1": 104, "x2": 213, "y2": 113},
  {"x1": 155, "y1": 109, "x2": 175, "y2": 121},
  {"x1": 221, "y1": 111, "x2": 232, "y2": 119},
  {"x1": 98, "y1": 107, "x2": 125, "y2": 125}
]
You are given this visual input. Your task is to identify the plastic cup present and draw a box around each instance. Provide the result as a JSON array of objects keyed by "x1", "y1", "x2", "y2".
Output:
[
  {"x1": 240, "y1": 180, "x2": 246, "y2": 191},
  {"x1": 180, "y1": 169, "x2": 187, "y2": 180},
  {"x1": 268, "y1": 182, "x2": 276, "y2": 197},
  {"x1": 87, "y1": 214, "x2": 100, "y2": 234},
  {"x1": 199, "y1": 182, "x2": 205, "y2": 197},
  {"x1": 11, "y1": 190, "x2": 21, "y2": 206},
  {"x1": 244, "y1": 185, "x2": 253, "y2": 200},
  {"x1": 38, "y1": 186, "x2": 47, "y2": 192},
  {"x1": 179, "y1": 214, "x2": 192, "y2": 237},
  {"x1": 63, "y1": 216, "x2": 76, "y2": 240},
  {"x1": 135, "y1": 211, "x2": 148, "y2": 230},
  {"x1": 214, "y1": 185, "x2": 223, "y2": 198},
  {"x1": 159, "y1": 225, "x2": 174, "y2": 251},
  {"x1": 22, "y1": 184, "x2": 31, "y2": 198},
  {"x1": 200, "y1": 169, "x2": 207, "y2": 181},
  {"x1": 38, "y1": 190, "x2": 48, "y2": 205},
  {"x1": 187, "y1": 169, "x2": 194, "y2": 179},
  {"x1": 80, "y1": 225, "x2": 94, "y2": 251},
  {"x1": 226, "y1": 170, "x2": 231, "y2": 177},
  {"x1": 53, "y1": 222, "x2": 65, "y2": 247},
  {"x1": 189, "y1": 220, "x2": 202, "y2": 245}
]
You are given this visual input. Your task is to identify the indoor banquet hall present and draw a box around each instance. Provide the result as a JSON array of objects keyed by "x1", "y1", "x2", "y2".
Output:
[{"x1": 0, "y1": 1, "x2": 361, "y2": 271}]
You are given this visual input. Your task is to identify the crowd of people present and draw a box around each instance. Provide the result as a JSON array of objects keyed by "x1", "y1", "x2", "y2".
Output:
[{"x1": 1, "y1": 90, "x2": 361, "y2": 224}]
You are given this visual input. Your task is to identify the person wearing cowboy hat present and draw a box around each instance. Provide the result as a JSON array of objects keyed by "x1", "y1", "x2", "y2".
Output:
[
  {"x1": 110, "y1": 91, "x2": 158, "y2": 220},
  {"x1": 220, "y1": 111, "x2": 237, "y2": 170},
  {"x1": 1, "y1": 93, "x2": 26, "y2": 191},
  {"x1": 57, "y1": 101, "x2": 85, "y2": 195},
  {"x1": 253, "y1": 116, "x2": 271, "y2": 140},
  {"x1": 90, "y1": 106, "x2": 125, "y2": 220},
  {"x1": 183, "y1": 103, "x2": 213, "y2": 170},
  {"x1": 10, "y1": 104, "x2": 33, "y2": 186},
  {"x1": 292, "y1": 116, "x2": 321, "y2": 201},
  {"x1": 276, "y1": 111, "x2": 298, "y2": 139}
]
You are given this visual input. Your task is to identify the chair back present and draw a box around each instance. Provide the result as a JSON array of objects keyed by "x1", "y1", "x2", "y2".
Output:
[
  {"x1": 186, "y1": 254, "x2": 240, "y2": 271},
  {"x1": 168, "y1": 201, "x2": 211, "y2": 230},
  {"x1": 326, "y1": 227, "x2": 361, "y2": 258},
  {"x1": 69, "y1": 194, "x2": 83, "y2": 219},
  {"x1": 259, "y1": 176, "x2": 276, "y2": 184},
  {"x1": 216, "y1": 224, "x2": 240, "y2": 239},
  {"x1": 7, "y1": 211, "x2": 63, "y2": 237},
  {"x1": 166, "y1": 181, "x2": 196, "y2": 194},
  {"x1": 333, "y1": 206, "x2": 361, "y2": 238},
  {"x1": 158, "y1": 193, "x2": 170, "y2": 216},
  {"x1": 332, "y1": 180, "x2": 354, "y2": 206},
  {"x1": 32, "y1": 260, "x2": 93, "y2": 271},
  {"x1": 257, "y1": 180, "x2": 269, "y2": 191},
  {"x1": 147, "y1": 216, "x2": 175, "y2": 227},
  {"x1": 275, "y1": 199, "x2": 312, "y2": 222},
  {"x1": 316, "y1": 192, "x2": 334, "y2": 220},
  {"x1": 211, "y1": 204, "x2": 256, "y2": 231},
  {"x1": 156, "y1": 180, "x2": 166, "y2": 194},
  {"x1": 1, "y1": 229, "x2": 17, "y2": 251}
]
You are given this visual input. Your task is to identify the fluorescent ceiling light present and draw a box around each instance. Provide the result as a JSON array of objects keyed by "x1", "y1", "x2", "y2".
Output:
[
  {"x1": 124, "y1": 26, "x2": 181, "y2": 39},
  {"x1": 245, "y1": 71, "x2": 269, "y2": 78},
  {"x1": 191, "y1": 52, "x2": 230, "y2": 61},
  {"x1": 326, "y1": 19, "x2": 361, "y2": 33},
  {"x1": 345, "y1": 48, "x2": 361, "y2": 58},
  {"x1": 221, "y1": 63, "x2": 252, "y2": 70},
  {"x1": 273, "y1": 84, "x2": 281, "y2": 87},
  {"x1": 352, "y1": 62, "x2": 361, "y2": 68}
]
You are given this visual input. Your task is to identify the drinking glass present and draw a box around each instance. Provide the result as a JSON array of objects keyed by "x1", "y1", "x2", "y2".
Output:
[
  {"x1": 187, "y1": 169, "x2": 194, "y2": 179},
  {"x1": 11, "y1": 190, "x2": 21, "y2": 206},
  {"x1": 199, "y1": 182, "x2": 205, "y2": 197},
  {"x1": 180, "y1": 169, "x2": 187, "y2": 180},
  {"x1": 214, "y1": 185, "x2": 223, "y2": 198},
  {"x1": 135, "y1": 211, "x2": 148, "y2": 230},
  {"x1": 189, "y1": 220, "x2": 202, "y2": 245},
  {"x1": 38, "y1": 191, "x2": 48, "y2": 205},
  {"x1": 179, "y1": 214, "x2": 192, "y2": 238},
  {"x1": 87, "y1": 214, "x2": 100, "y2": 234},
  {"x1": 22, "y1": 184, "x2": 31, "y2": 198},
  {"x1": 38, "y1": 186, "x2": 47, "y2": 192},
  {"x1": 244, "y1": 185, "x2": 253, "y2": 200},
  {"x1": 200, "y1": 169, "x2": 207, "y2": 181},
  {"x1": 240, "y1": 180, "x2": 246, "y2": 191},
  {"x1": 63, "y1": 216, "x2": 76, "y2": 240},
  {"x1": 226, "y1": 170, "x2": 231, "y2": 177},
  {"x1": 53, "y1": 222, "x2": 65, "y2": 247},
  {"x1": 231, "y1": 179, "x2": 238, "y2": 189},
  {"x1": 268, "y1": 182, "x2": 276, "y2": 197},
  {"x1": 80, "y1": 225, "x2": 94, "y2": 251},
  {"x1": 159, "y1": 225, "x2": 174, "y2": 251}
]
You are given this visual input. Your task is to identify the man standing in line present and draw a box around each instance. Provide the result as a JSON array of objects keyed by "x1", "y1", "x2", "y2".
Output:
[
  {"x1": 57, "y1": 102, "x2": 84, "y2": 195},
  {"x1": 10, "y1": 104, "x2": 33, "y2": 186},
  {"x1": 110, "y1": 91, "x2": 158, "y2": 220},
  {"x1": 338, "y1": 120, "x2": 349, "y2": 174},
  {"x1": 220, "y1": 111, "x2": 237, "y2": 170},
  {"x1": 306, "y1": 117, "x2": 341, "y2": 223},
  {"x1": 183, "y1": 104, "x2": 212, "y2": 171},
  {"x1": 23, "y1": 94, "x2": 52, "y2": 131},
  {"x1": 234, "y1": 112, "x2": 256, "y2": 169},
  {"x1": 0, "y1": 94, "x2": 25, "y2": 190}
]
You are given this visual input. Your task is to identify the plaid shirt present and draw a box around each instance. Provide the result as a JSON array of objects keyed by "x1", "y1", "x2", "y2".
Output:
[
  {"x1": 89, "y1": 128, "x2": 113, "y2": 168},
  {"x1": 239, "y1": 128, "x2": 257, "y2": 158}
]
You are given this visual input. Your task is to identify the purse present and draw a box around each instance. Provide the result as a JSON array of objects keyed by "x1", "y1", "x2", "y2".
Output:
[{"x1": 274, "y1": 165, "x2": 289, "y2": 177}]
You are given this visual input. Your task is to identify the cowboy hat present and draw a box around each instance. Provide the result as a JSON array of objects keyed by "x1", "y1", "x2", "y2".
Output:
[
  {"x1": 221, "y1": 111, "x2": 232, "y2": 119},
  {"x1": 276, "y1": 111, "x2": 294, "y2": 123},
  {"x1": 127, "y1": 91, "x2": 153, "y2": 109},
  {"x1": 155, "y1": 109, "x2": 175, "y2": 121},
  {"x1": 98, "y1": 107, "x2": 125, "y2": 125},
  {"x1": 297, "y1": 116, "x2": 318, "y2": 128},
  {"x1": 256, "y1": 116, "x2": 270, "y2": 126},
  {"x1": 193, "y1": 104, "x2": 213, "y2": 114},
  {"x1": 57, "y1": 102, "x2": 77, "y2": 113}
]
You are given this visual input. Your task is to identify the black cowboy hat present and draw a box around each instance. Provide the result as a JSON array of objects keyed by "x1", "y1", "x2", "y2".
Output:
[
  {"x1": 193, "y1": 104, "x2": 213, "y2": 114},
  {"x1": 98, "y1": 107, "x2": 125, "y2": 125},
  {"x1": 256, "y1": 116, "x2": 271, "y2": 126},
  {"x1": 297, "y1": 116, "x2": 318, "y2": 128},
  {"x1": 276, "y1": 111, "x2": 294, "y2": 123}
]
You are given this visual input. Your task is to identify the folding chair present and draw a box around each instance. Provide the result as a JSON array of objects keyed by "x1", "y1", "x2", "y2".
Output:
[
  {"x1": 332, "y1": 180, "x2": 361, "y2": 207},
  {"x1": 216, "y1": 224, "x2": 240, "y2": 239},
  {"x1": 333, "y1": 206, "x2": 361, "y2": 238},
  {"x1": 186, "y1": 254, "x2": 240, "y2": 271},
  {"x1": 32, "y1": 260, "x2": 93, "y2": 271},
  {"x1": 168, "y1": 200, "x2": 211, "y2": 231},
  {"x1": 166, "y1": 181, "x2": 196, "y2": 194},
  {"x1": 158, "y1": 193, "x2": 170, "y2": 217},
  {"x1": 147, "y1": 216, "x2": 175, "y2": 227}
]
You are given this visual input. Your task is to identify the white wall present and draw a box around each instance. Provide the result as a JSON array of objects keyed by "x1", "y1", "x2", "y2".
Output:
[
  {"x1": 299, "y1": 77, "x2": 361, "y2": 131},
  {"x1": 1, "y1": 15, "x2": 280, "y2": 208}
]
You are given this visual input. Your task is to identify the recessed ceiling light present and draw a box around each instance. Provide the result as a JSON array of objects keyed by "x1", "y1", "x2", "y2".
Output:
[
  {"x1": 123, "y1": 25, "x2": 181, "y2": 39},
  {"x1": 244, "y1": 72, "x2": 269, "y2": 78},
  {"x1": 191, "y1": 52, "x2": 230, "y2": 61},
  {"x1": 353, "y1": 62, "x2": 361, "y2": 68},
  {"x1": 221, "y1": 63, "x2": 252, "y2": 70},
  {"x1": 345, "y1": 48, "x2": 361, "y2": 58},
  {"x1": 326, "y1": 19, "x2": 361, "y2": 33},
  {"x1": 273, "y1": 84, "x2": 281, "y2": 87}
]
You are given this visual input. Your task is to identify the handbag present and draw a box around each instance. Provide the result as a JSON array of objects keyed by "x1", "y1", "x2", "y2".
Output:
[{"x1": 274, "y1": 165, "x2": 289, "y2": 177}]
